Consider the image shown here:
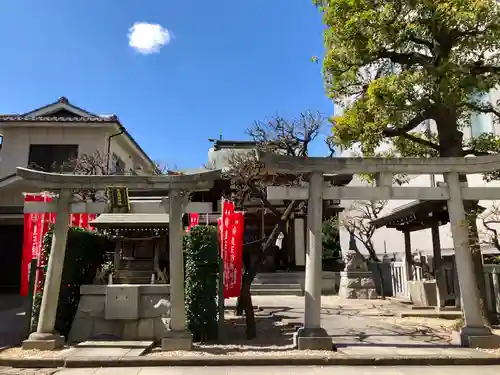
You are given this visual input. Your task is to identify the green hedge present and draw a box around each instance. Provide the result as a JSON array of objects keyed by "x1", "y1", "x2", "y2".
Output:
[
  {"x1": 31, "y1": 226, "x2": 113, "y2": 338},
  {"x1": 184, "y1": 226, "x2": 219, "y2": 342}
]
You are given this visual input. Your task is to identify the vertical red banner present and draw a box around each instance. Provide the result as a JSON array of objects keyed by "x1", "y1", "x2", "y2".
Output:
[
  {"x1": 80, "y1": 213, "x2": 89, "y2": 229},
  {"x1": 36, "y1": 193, "x2": 53, "y2": 292},
  {"x1": 186, "y1": 213, "x2": 199, "y2": 233},
  {"x1": 88, "y1": 214, "x2": 97, "y2": 230},
  {"x1": 221, "y1": 200, "x2": 235, "y2": 298},
  {"x1": 21, "y1": 194, "x2": 45, "y2": 297},
  {"x1": 71, "y1": 214, "x2": 81, "y2": 228},
  {"x1": 225, "y1": 211, "x2": 244, "y2": 298}
]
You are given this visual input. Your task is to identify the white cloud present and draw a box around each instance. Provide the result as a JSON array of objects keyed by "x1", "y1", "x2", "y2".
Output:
[{"x1": 128, "y1": 22, "x2": 172, "y2": 55}]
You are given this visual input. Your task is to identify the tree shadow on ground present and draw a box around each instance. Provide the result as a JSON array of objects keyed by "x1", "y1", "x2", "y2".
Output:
[
  {"x1": 330, "y1": 322, "x2": 454, "y2": 348},
  {"x1": 175, "y1": 306, "x2": 299, "y2": 354}
]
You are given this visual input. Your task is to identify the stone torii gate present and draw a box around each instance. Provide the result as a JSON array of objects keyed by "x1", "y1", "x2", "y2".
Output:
[
  {"x1": 258, "y1": 151, "x2": 500, "y2": 349},
  {"x1": 16, "y1": 167, "x2": 221, "y2": 351}
]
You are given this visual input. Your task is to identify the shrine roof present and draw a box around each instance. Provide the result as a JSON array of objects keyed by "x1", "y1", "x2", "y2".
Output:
[
  {"x1": 371, "y1": 200, "x2": 484, "y2": 232},
  {"x1": 90, "y1": 213, "x2": 170, "y2": 228}
]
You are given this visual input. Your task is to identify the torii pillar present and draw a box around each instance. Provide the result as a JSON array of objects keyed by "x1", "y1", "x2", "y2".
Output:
[
  {"x1": 23, "y1": 189, "x2": 72, "y2": 350},
  {"x1": 161, "y1": 189, "x2": 192, "y2": 350},
  {"x1": 294, "y1": 172, "x2": 332, "y2": 350}
]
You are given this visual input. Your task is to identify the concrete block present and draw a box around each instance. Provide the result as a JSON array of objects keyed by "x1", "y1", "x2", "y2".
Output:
[
  {"x1": 122, "y1": 321, "x2": 138, "y2": 340},
  {"x1": 467, "y1": 334, "x2": 500, "y2": 349},
  {"x1": 68, "y1": 315, "x2": 94, "y2": 343},
  {"x1": 161, "y1": 330, "x2": 192, "y2": 351},
  {"x1": 408, "y1": 280, "x2": 437, "y2": 307},
  {"x1": 105, "y1": 285, "x2": 140, "y2": 320},
  {"x1": 92, "y1": 318, "x2": 121, "y2": 338},
  {"x1": 452, "y1": 330, "x2": 500, "y2": 349},
  {"x1": 22, "y1": 333, "x2": 65, "y2": 350},
  {"x1": 153, "y1": 317, "x2": 169, "y2": 342},
  {"x1": 297, "y1": 336, "x2": 334, "y2": 350},
  {"x1": 137, "y1": 319, "x2": 155, "y2": 340},
  {"x1": 293, "y1": 327, "x2": 336, "y2": 351}
]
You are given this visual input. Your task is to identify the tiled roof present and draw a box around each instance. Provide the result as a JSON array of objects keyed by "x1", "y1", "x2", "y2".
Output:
[{"x1": 0, "y1": 115, "x2": 118, "y2": 123}]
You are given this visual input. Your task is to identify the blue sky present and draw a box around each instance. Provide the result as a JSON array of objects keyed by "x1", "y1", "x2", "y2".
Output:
[{"x1": 0, "y1": 0, "x2": 334, "y2": 168}]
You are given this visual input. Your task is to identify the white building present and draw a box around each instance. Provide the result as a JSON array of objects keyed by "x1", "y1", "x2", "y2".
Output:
[{"x1": 0, "y1": 97, "x2": 155, "y2": 293}]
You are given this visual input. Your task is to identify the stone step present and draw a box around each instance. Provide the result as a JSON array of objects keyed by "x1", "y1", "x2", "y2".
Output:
[
  {"x1": 120, "y1": 260, "x2": 153, "y2": 271},
  {"x1": 113, "y1": 276, "x2": 152, "y2": 284},
  {"x1": 115, "y1": 270, "x2": 153, "y2": 278},
  {"x1": 250, "y1": 288, "x2": 303, "y2": 296},
  {"x1": 251, "y1": 283, "x2": 302, "y2": 289}
]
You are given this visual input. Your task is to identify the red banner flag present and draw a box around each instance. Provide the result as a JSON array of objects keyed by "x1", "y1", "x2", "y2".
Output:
[
  {"x1": 186, "y1": 213, "x2": 199, "y2": 233},
  {"x1": 71, "y1": 214, "x2": 81, "y2": 228},
  {"x1": 21, "y1": 194, "x2": 45, "y2": 296},
  {"x1": 221, "y1": 200, "x2": 236, "y2": 298},
  {"x1": 21, "y1": 193, "x2": 98, "y2": 296},
  {"x1": 80, "y1": 213, "x2": 89, "y2": 229},
  {"x1": 225, "y1": 211, "x2": 244, "y2": 298},
  {"x1": 88, "y1": 214, "x2": 97, "y2": 230}
]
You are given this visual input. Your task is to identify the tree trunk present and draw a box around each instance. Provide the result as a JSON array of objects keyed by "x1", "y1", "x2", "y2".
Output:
[
  {"x1": 466, "y1": 208, "x2": 491, "y2": 326},
  {"x1": 374, "y1": 261, "x2": 386, "y2": 299},
  {"x1": 436, "y1": 121, "x2": 490, "y2": 326},
  {"x1": 366, "y1": 248, "x2": 386, "y2": 299},
  {"x1": 236, "y1": 200, "x2": 302, "y2": 339}
]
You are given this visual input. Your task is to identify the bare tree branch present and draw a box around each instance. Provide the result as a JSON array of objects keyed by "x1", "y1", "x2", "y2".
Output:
[{"x1": 340, "y1": 199, "x2": 388, "y2": 261}]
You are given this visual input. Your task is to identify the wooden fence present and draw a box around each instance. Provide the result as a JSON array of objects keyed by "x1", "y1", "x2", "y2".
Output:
[{"x1": 390, "y1": 261, "x2": 500, "y2": 316}]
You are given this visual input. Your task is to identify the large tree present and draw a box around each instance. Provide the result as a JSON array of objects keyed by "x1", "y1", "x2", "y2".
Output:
[{"x1": 314, "y1": 0, "x2": 500, "y2": 322}]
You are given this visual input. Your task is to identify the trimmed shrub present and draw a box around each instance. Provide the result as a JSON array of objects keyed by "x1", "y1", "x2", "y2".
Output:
[
  {"x1": 184, "y1": 225, "x2": 219, "y2": 342},
  {"x1": 322, "y1": 217, "x2": 342, "y2": 271},
  {"x1": 31, "y1": 226, "x2": 113, "y2": 338}
]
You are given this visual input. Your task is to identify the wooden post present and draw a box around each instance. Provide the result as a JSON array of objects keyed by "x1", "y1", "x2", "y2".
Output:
[
  {"x1": 404, "y1": 231, "x2": 413, "y2": 281},
  {"x1": 431, "y1": 226, "x2": 445, "y2": 309}
]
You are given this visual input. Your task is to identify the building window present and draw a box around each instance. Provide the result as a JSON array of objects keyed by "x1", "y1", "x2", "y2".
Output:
[
  {"x1": 28, "y1": 144, "x2": 78, "y2": 172},
  {"x1": 471, "y1": 92, "x2": 493, "y2": 137},
  {"x1": 111, "y1": 153, "x2": 126, "y2": 175}
]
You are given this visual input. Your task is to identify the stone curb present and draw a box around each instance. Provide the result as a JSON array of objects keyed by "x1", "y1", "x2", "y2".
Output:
[{"x1": 1, "y1": 355, "x2": 500, "y2": 368}]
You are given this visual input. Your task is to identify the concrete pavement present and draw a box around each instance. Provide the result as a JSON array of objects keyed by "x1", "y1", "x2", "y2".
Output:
[
  {"x1": 45, "y1": 366, "x2": 500, "y2": 375},
  {"x1": 0, "y1": 295, "x2": 27, "y2": 349},
  {"x1": 226, "y1": 296, "x2": 453, "y2": 347}
]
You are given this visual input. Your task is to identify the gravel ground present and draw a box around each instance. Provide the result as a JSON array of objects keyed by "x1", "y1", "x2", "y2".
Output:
[
  {"x1": 0, "y1": 347, "x2": 74, "y2": 359},
  {"x1": 148, "y1": 346, "x2": 338, "y2": 357}
]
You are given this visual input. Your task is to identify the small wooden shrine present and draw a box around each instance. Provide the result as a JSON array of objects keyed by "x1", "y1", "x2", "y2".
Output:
[
  {"x1": 91, "y1": 213, "x2": 170, "y2": 284},
  {"x1": 91, "y1": 187, "x2": 171, "y2": 284}
]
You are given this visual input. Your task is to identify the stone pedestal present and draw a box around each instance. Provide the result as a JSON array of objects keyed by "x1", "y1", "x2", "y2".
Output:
[
  {"x1": 293, "y1": 327, "x2": 334, "y2": 351},
  {"x1": 161, "y1": 329, "x2": 193, "y2": 351},
  {"x1": 408, "y1": 280, "x2": 438, "y2": 307},
  {"x1": 22, "y1": 332, "x2": 65, "y2": 350},
  {"x1": 338, "y1": 271, "x2": 378, "y2": 299},
  {"x1": 68, "y1": 285, "x2": 171, "y2": 343},
  {"x1": 452, "y1": 327, "x2": 500, "y2": 349}
]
